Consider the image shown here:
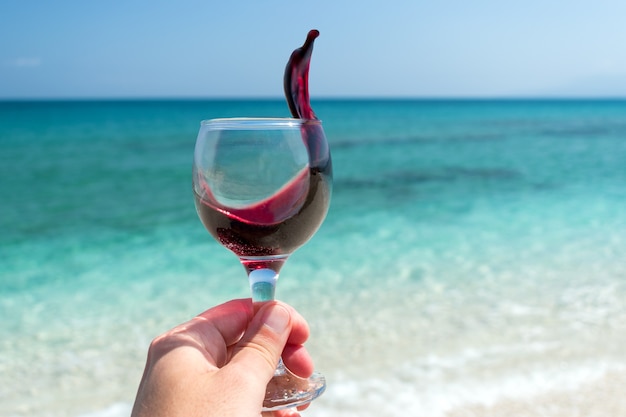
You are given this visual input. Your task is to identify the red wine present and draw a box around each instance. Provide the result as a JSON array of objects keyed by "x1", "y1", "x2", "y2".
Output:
[
  {"x1": 194, "y1": 167, "x2": 331, "y2": 257},
  {"x1": 284, "y1": 29, "x2": 319, "y2": 120},
  {"x1": 284, "y1": 30, "x2": 332, "y2": 181}
]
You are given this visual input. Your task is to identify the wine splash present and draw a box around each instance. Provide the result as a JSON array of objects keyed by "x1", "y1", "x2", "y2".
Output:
[
  {"x1": 284, "y1": 29, "x2": 320, "y2": 120},
  {"x1": 284, "y1": 30, "x2": 331, "y2": 173}
]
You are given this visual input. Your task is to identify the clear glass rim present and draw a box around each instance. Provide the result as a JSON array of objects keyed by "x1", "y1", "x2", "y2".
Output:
[{"x1": 200, "y1": 117, "x2": 321, "y2": 129}]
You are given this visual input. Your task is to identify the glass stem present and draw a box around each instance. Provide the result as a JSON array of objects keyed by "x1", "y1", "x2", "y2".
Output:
[{"x1": 248, "y1": 268, "x2": 278, "y2": 303}]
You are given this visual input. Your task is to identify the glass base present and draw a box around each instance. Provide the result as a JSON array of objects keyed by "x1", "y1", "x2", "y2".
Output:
[{"x1": 262, "y1": 369, "x2": 326, "y2": 411}]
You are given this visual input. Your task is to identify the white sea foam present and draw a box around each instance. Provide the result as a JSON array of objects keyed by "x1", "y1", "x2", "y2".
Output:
[
  {"x1": 307, "y1": 359, "x2": 626, "y2": 417},
  {"x1": 76, "y1": 403, "x2": 131, "y2": 417}
]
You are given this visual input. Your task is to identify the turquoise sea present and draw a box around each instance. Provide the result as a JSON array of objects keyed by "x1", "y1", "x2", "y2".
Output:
[{"x1": 2, "y1": 99, "x2": 626, "y2": 416}]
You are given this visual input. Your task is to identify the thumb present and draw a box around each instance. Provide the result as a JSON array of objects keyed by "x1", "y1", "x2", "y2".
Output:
[{"x1": 227, "y1": 302, "x2": 291, "y2": 384}]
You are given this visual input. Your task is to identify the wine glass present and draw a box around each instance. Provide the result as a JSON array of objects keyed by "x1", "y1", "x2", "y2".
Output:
[{"x1": 192, "y1": 117, "x2": 332, "y2": 410}]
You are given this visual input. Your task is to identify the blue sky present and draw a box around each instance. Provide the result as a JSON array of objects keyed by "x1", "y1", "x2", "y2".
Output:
[{"x1": 2, "y1": 0, "x2": 626, "y2": 99}]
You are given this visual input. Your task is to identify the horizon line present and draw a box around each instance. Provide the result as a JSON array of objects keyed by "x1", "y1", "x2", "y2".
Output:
[{"x1": 2, "y1": 95, "x2": 626, "y2": 102}]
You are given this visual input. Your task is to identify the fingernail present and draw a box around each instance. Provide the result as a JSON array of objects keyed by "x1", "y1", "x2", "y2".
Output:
[{"x1": 263, "y1": 305, "x2": 290, "y2": 333}]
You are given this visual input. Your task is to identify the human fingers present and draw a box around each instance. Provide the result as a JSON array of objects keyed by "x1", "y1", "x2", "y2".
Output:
[
  {"x1": 281, "y1": 303, "x2": 310, "y2": 347},
  {"x1": 282, "y1": 343, "x2": 314, "y2": 378},
  {"x1": 224, "y1": 302, "x2": 293, "y2": 388},
  {"x1": 150, "y1": 298, "x2": 254, "y2": 368},
  {"x1": 277, "y1": 303, "x2": 313, "y2": 378},
  {"x1": 193, "y1": 298, "x2": 254, "y2": 346}
]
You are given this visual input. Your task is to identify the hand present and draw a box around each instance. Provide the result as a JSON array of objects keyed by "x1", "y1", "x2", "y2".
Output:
[{"x1": 131, "y1": 299, "x2": 315, "y2": 417}]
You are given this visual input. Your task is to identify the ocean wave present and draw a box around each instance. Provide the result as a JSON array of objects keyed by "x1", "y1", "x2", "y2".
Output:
[{"x1": 308, "y1": 359, "x2": 626, "y2": 417}]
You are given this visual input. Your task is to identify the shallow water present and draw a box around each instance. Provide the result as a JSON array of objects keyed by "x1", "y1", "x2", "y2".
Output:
[{"x1": 2, "y1": 99, "x2": 626, "y2": 416}]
